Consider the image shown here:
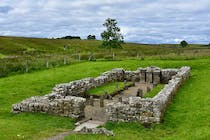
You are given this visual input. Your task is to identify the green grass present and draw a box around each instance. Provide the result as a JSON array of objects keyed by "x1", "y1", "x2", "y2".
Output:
[
  {"x1": 144, "y1": 84, "x2": 165, "y2": 98},
  {"x1": 87, "y1": 82, "x2": 131, "y2": 95},
  {"x1": 0, "y1": 59, "x2": 210, "y2": 139},
  {"x1": 1, "y1": 36, "x2": 210, "y2": 78},
  {"x1": 0, "y1": 53, "x2": 6, "y2": 58}
]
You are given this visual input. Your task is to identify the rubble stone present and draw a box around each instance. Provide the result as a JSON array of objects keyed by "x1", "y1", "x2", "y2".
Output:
[
  {"x1": 105, "y1": 66, "x2": 190, "y2": 124},
  {"x1": 12, "y1": 66, "x2": 189, "y2": 124},
  {"x1": 80, "y1": 127, "x2": 114, "y2": 136}
]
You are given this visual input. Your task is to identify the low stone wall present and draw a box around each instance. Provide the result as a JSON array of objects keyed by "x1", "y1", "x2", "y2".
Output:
[
  {"x1": 160, "y1": 68, "x2": 178, "y2": 84},
  {"x1": 12, "y1": 66, "x2": 182, "y2": 120},
  {"x1": 124, "y1": 70, "x2": 140, "y2": 81},
  {"x1": 105, "y1": 66, "x2": 190, "y2": 124},
  {"x1": 53, "y1": 68, "x2": 125, "y2": 96},
  {"x1": 52, "y1": 67, "x2": 177, "y2": 97},
  {"x1": 12, "y1": 93, "x2": 86, "y2": 119},
  {"x1": 105, "y1": 97, "x2": 155, "y2": 122},
  {"x1": 152, "y1": 66, "x2": 191, "y2": 123}
]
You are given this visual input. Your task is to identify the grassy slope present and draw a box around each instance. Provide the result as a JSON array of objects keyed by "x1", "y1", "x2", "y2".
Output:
[
  {"x1": 0, "y1": 59, "x2": 210, "y2": 139},
  {"x1": 1, "y1": 36, "x2": 210, "y2": 78},
  {"x1": 0, "y1": 36, "x2": 209, "y2": 56}
]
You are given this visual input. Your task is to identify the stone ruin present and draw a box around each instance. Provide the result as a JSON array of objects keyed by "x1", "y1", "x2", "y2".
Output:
[{"x1": 12, "y1": 66, "x2": 190, "y2": 124}]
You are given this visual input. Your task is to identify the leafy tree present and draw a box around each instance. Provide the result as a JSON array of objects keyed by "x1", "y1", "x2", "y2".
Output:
[
  {"x1": 180, "y1": 40, "x2": 188, "y2": 47},
  {"x1": 101, "y1": 18, "x2": 124, "y2": 49},
  {"x1": 87, "y1": 35, "x2": 96, "y2": 40}
]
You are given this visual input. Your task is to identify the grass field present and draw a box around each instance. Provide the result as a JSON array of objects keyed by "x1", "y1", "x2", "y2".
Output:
[
  {"x1": 0, "y1": 58, "x2": 210, "y2": 140},
  {"x1": 144, "y1": 84, "x2": 165, "y2": 98},
  {"x1": 0, "y1": 36, "x2": 210, "y2": 78},
  {"x1": 87, "y1": 82, "x2": 131, "y2": 96}
]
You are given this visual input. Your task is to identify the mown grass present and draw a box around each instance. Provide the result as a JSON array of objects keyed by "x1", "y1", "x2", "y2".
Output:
[
  {"x1": 0, "y1": 53, "x2": 6, "y2": 58},
  {"x1": 144, "y1": 84, "x2": 165, "y2": 98},
  {"x1": 0, "y1": 59, "x2": 210, "y2": 139},
  {"x1": 87, "y1": 82, "x2": 131, "y2": 95}
]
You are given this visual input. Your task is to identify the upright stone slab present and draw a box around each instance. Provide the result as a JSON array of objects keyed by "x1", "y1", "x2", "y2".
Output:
[
  {"x1": 136, "y1": 88, "x2": 143, "y2": 97},
  {"x1": 160, "y1": 69, "x2": 178, "y2": 84},
  {"x1": 89, "y1": 96, "x2": 94, "y2": 106},
  {"x1": 153, "y1": 69, "x2": 161, "y2": 85},
  {"x1": 146, "y1": 68, "x2": 153, "y2": 83},
  {"x1": 139, "y1": 68, "x2": 146, "y2": 83},
  {"x1": 100, "y1": 96, "x2": 104, "y2": 107}
]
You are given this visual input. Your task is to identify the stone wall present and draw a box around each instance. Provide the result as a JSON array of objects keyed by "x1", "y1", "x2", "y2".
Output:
[
  {"x1": 160, "y1": 69, "x2": 178, "y2": 84},
  {"x1": 52, "y1": 67, "x2": 177, "y2": 97},
  {"x1": 105, "y1": 66, "x2": 190, "y2": 124},
  {"x1": 12, "y1": 66, "x2": 183, "y2": 121},
  {"x1": 51, "y1": 67, "x2": 177, "y2": 97},
  {"x1": 106, "y1": 97, "x2": 155, "y2": 122},
  {"x1": 124, "y1": 70, "x2": 140, "y2": 81},
  {"x1": 152, "y1": 66, "x2": 191, "y2": 123},
  {"x1": 52, "y1": 68, "x2": 125, "y2": 96},
  {"x1": 12, "y1": 93, "x2": 86, "y2": 119}
]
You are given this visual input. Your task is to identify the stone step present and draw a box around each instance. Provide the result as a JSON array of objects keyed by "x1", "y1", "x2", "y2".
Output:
[{"x1": 73, "y1": 120, "x2": 105, "y2": 132}]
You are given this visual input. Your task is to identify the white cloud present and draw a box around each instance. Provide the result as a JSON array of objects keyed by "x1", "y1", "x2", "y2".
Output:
[{"x1": 0, "y1": 0, "x2": 210, "y2": 43}]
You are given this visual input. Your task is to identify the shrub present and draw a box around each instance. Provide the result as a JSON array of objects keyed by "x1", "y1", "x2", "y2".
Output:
[{"x1": 180, "y1": 40, "x2": 188, "y2": 47}]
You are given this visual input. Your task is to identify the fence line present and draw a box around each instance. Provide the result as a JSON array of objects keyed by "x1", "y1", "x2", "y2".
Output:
[
  {"x1": 0, "y1": 52, "x2": 140, "y2": 77},
  {"x1": 0, "y1": 53, "x2": 100, "y2": 77}
]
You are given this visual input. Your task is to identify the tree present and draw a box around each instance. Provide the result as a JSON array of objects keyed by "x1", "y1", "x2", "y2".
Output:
[
  {"x1": 101, "y1": 18, "x2": 124, "y2": 49},
  {"x1": 87, "y1": 35, "x2": 96, "y2": 40},
  {"x1": 180, "y1": 40, "x2": 188, "y2": 47}
]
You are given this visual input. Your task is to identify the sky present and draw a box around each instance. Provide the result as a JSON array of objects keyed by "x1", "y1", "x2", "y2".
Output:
[{"x1": 0, "y1": 0, "x2": 210, "y2": 44}]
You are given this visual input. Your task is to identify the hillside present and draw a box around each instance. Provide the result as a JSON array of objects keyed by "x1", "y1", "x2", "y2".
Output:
[
  {"x1": 0, "y1": 36, "x2": 209, "y2": 56},
  {"x1": 0, "y1": 36, "x2": 210, "y2": 78}
]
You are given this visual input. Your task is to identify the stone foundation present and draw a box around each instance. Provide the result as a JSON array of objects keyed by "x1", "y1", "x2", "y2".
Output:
[
  {"x1": 12, "y1": 66, "x2": 190, "y2": 123},
  {"x1": 105, "y1": 66, "x2": 190, "y2": 123},
  {"x1": 12, "y1": 94, "x2": 86, "y2": 119}
]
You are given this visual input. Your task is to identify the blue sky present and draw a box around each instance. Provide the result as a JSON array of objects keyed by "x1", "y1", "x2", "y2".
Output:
[{"x1": 0, "y1": 0, "x2": 210, "y2": 44}]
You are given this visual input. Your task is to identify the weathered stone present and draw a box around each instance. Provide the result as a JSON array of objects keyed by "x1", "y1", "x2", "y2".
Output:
[
  {"x1": 119, "y1": 97, "x2": 123, "y2": 102},
  {"x1": 146, "y1": 67, "x2": 153, "y2": 83},
  {"x1": 147, "y1": 86, "x2": 151, "y2": 92},
  {"x1": 89, "y1": 96, "x2": 94, "y2": 106},
  {"x1": 100, "y1": 96, "x2": 104, "y2": 108},
  {"x1": 105, "y1": 66, "x2": 190, "y2": 124},
  {"x1": 136, "y1": 88, "x2": 143, "y2": 97},
  {"x1": 80, "y1": 127, "x2": 114, "y2": 136},
  {"x1": 139, "y1": 68, "x2": 146, "y2": 83},
  {"x1": 11, "y1": 66, "x2": 190, "y2": 124},
  {"x1": 153, "y1": 68, "x2": 161, "y2": 85},
  {"x1": 160, "y1": 69, "x2": 178, "y2": 84},
  {"x1": 12, "y1": 95, "x2": 86, "y2": 119},
  {"x1": 124, "y1": 70, "x2": 140, "y2": 81}
]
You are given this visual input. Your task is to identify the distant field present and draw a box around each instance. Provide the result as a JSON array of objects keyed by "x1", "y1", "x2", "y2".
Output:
[
  {"x1": 0, "y1": 59, "x2": 210, "y2": 140},
  {"x1": 0, "y1": 36, "x2": 210, "y2": 77},
  {"x1": 0, "y1": 36, "x2": 209, "y2": 57}
]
